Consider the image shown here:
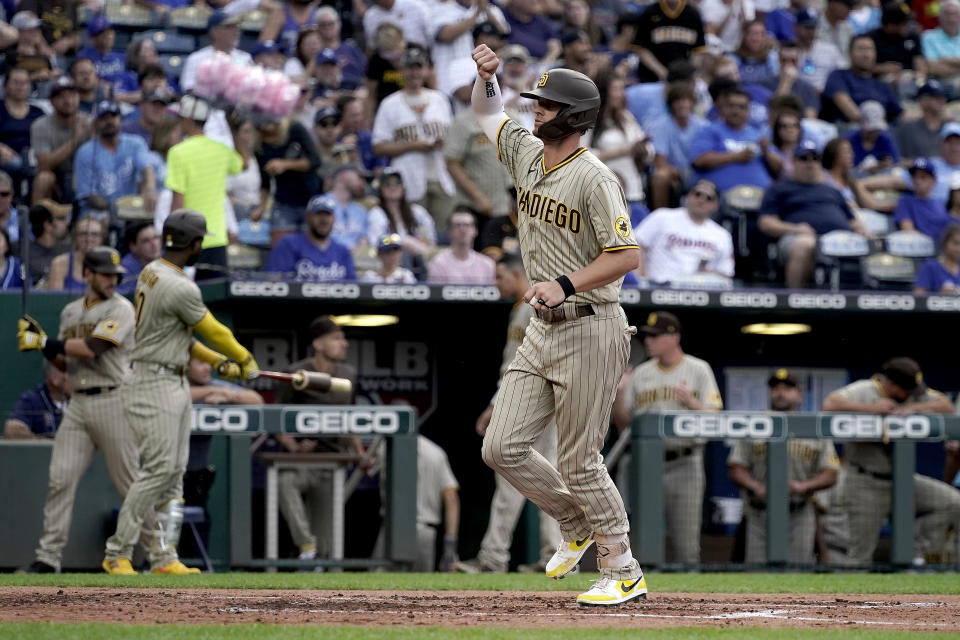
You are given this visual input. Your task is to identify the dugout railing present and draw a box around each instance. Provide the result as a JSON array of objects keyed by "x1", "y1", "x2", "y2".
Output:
[
  {"x1": 629, "y1": 411, "x2": 960, "y2": 569},
  {"x1": 0, "y1": 404, "x2": 418, "y2": 572}
]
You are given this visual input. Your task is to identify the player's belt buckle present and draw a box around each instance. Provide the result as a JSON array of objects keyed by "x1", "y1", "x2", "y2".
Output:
[
  {"x1": 537, "y1": 304, "x2": 595, "y2": 323},
  {"x1": 75, "y1": 386, "x2": 118, "y2": 396}
]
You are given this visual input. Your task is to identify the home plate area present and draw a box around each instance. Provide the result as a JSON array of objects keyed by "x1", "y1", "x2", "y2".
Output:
[{"x1": 1, "y1": 588, "x2": 959, "y2": 630}]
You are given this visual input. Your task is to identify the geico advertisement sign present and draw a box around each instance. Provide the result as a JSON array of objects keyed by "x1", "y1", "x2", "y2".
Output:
[
  {"x1": 285, "y1": 409, "x2": 405, "y2": 435},
  {"x1": 191, "y1": 407, "x2": 257, "y2": 432},
  {"x1": 667, "y1": 414, "x2": 782, "y2": 439},
  {"x1": 821, "y1": 414, "x2": 941, "y2": 439},
  {"x1": 229, "y1": 281, "x2": 290, "y2": 297}
]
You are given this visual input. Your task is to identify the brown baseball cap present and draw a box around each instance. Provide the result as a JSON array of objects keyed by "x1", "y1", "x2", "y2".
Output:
[
  {"x1": 640, "y1": 311, "x2": 681, "y2": 336},
  {"x1": 768, "y1": 368, "x2": 799, "y2": 388},
  {"x1": 881, "y1": 357, "x2": 926, "y2": 394},
  {"x1": 310, "y1": 315, "x2": 341, "y2": 339}
]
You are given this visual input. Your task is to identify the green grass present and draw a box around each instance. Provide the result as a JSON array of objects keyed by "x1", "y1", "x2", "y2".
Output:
[
  {"x1": 0, "y1": 625, "x2": 957, "y2": 640},
  {"x1": 1, "y1": 572, "x2": 959, "y2": 594}
]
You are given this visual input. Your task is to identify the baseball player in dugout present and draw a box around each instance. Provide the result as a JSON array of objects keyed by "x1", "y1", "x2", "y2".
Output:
[
  {"x1": 456, "y1": 254, "x2": 561, "y2": 574},
  {"x1": 101, "y1": 209, "x2": 259, "y2": 575},
  {"x1": 274, "y1": 315, "x2": 361, "y2": 564},
  {"x1": 727, "y1": 369, "x2": 840, "y2": 565},
  {"x1": 823, "y1": 358, "x2": 960, "y2": 566},
  {"x1": 612, "y1": 311, "x2": 723, "y2": 565},
  {"x1": 16, "y1": 247, "x2": 151, "y2": 574},
  {"x1": 471, "y1": 45, "x2": 646, "y2": 605}
]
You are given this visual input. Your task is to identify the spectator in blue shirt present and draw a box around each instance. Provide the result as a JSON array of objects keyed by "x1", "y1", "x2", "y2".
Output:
[
  {"x1": 649, "y1": 82, "x2": 709, "y2": 209},
  {"x1": 626, "y1": 59, "x2": 697, "y2": 132},
  {"x1": 895, "y1": 158, "x2": 950, "y2": 239},
  {"x1": 316, "y1": 5, "x2": 367, "y2": 90},
  {"x1": 846, "y1": 100, "x2": 900, "y2": 172},
  {"x1": 3, "y1": 361, "x2": 68, "y2": 439},
  {"x1": 865, "y1": 123, "x2": 960, "y2": 204},
  {"x1": 325, "y1": 164, "x2": 370, "y2": 249},
  {"x1": 73, "y1": 100, "x2": 157, "y2": 212},
  {"x1": 914, "y1": 223, "x2": 960, "y2": 294},
  {"x1": 690, "y1": 86, "x2": 772, "y2": 193},
  {"x1": 820, "y1": 35, "x2": 902, "y2": 124},
  {"x1": 118, "y1": 220, "x2": 161, "y2": 290},
  {"x1": 765, "y1": 0, "x2": 806, "y2": 43},
  {"x1": 266, "y1": 195, "x2": 357, "y2": 281},
  {"x1": 0, "y1": 226, "x2": 21, "y2": 289},
  {"x1": 76, "y1": 16, "x2": 126, "y2": 87},
  {"x1": 759, "y1": 140, "x2": 870, "y2": 287},
  {"x1": 504, "y1": 0, "x2": 560, "y2": 60}
]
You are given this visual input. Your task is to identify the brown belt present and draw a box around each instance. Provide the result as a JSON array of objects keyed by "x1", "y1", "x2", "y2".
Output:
[
  {"x1": 536, "y1": 304, "x2": 595, "y2": 323},
  {"x1": 74, "y1": 386, "x2": 117, "y2": 396}
]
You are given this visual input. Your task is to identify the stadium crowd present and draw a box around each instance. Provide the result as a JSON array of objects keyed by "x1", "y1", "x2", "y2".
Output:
[{"x1": 4, "y1": 0, "x2": 960, "y2": 292}]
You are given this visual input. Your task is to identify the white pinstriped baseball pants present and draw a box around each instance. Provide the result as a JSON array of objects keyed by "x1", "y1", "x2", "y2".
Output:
[{"x1": 482, "y1": 303, "x2": 631, "y2": 551}]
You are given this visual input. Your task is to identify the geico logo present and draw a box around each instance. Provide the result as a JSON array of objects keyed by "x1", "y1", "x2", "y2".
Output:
[
  {"x1": 673, "y1": 414, "x2": 775, "y2": 438},
  {"x1": 301, "y1": 283, "x2": 360, "y2": 298},
  {"x1": 441, "y1": 286, "x2": 501, "y2": 301},
  {"x1": 229, "y1": 281, "x2": 290, "y2": 297},
  {"x1": 926, "y1": 296, "x2": 960, "y2": 312},
  {"x1": 787, "y1": 293, "x2": 847, "y2": 309},
  {"x1": 828, "y1": 414, "x2": 931, "y2": 439},
  {"x1": 619, "y1": 289, "x2": 641, "y2": 304},
  {"x1": 856, "y1": 295, "x2": 915, "y2": 311},
  {"x1": 371, "y1": 284, "x2": 431, "y2": 300},
  {"x1": 719, "y1": 292, "x2": 778, "y2": 308},
  {"x1": 191, "y1": 407, "x2": 250, "y2": 432},
  {"x1": 650, "y1": 290, "x2": 710, "y2": 306},
  {"x1": 295, "y1": 410, "x2": 400, "y2": 434}
]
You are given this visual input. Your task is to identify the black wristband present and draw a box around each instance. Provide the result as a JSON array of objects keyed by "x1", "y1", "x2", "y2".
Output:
[
  {"x1": 42, "y1": 338, "x2": 65, "y2": 361},
  {"x1": 555, "y1": 274, "x2": 576, "y2": 300}
]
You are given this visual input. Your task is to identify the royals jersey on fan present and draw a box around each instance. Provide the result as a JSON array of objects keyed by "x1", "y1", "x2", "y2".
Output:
[
  {"x1": 58, "y1": 294, "x2": 136, "y2": 389},
  {"x1": 495, "y1": 118, "x2": 638, "y2": 304},
  {"x1": 132, "y1": 259, "x2": 208, "y2": 367}
]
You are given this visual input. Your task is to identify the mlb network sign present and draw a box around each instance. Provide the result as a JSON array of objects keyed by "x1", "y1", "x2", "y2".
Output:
[{"x1": 661, "y1": 413, "x2": 787, "y2": 440}]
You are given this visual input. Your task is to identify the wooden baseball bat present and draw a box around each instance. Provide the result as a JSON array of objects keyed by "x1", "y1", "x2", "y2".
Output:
[{"x1": 256, "y1": 370, "x2": 352, "y2": 394}]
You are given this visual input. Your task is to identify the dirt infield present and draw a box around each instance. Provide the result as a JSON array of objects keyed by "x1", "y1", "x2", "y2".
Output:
[{"x1": 1, "y1": 587, "x2": 959, "y2": 630}]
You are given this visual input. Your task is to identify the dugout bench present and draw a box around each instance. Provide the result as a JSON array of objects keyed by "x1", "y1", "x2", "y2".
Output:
[
  {"x1": 0, "y1": 405, "x2": 418, "y2": 572},
  {"x1": 629, "y1": 411, "x2": 960, "y2": 568}
]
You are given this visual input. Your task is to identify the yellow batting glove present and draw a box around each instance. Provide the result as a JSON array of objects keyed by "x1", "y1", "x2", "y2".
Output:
[
  {"x1": 216, "y1": 359, "x2": 243, "y2": 381},
  {"x1": 240, "y1": 354, "x2": 259, "y2": 380},
  {"x1": 17, "y1": 315, "x2": 47, "y2": 352}
]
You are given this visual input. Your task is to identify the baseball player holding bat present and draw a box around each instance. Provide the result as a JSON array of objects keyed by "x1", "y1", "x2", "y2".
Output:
[
  {"x1": 16, "y1": 247, "x2": 152, "y2": 573},
  {"x1": 101, "y1": 209, "x2": 259, "y2": 575},
  {"x1": 471, "y1": 45, "x2": 646, "y2": 605}
]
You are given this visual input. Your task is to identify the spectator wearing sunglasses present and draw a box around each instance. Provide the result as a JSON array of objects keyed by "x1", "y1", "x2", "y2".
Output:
[
  {"x1": 632, "y1": 180, "x2": 734, "y2": 285},
  {"x1": 759, "y1": 140, "x2": 871, "y2": 288}
]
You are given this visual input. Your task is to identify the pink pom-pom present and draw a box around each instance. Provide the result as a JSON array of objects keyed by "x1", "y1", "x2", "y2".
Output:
[
  {"x1": 255, "y1": 71, "x2": 285, "y2": 113},
  {"x1": 272, "y1": 82, "x2": 300, "y2": 118},
  {"x1": 220, "y1": 63, "x2": 250, "y2": 103},
  {"x1": 236, "y1": 67, "x2": 266, "y2": 107}
]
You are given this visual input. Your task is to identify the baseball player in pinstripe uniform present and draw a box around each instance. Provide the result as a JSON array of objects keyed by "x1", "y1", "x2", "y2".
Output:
[
  {"x1": 727, "y1": 369, "x2": 840, "y2": 565},
  {"x1": 101, "y1": 209, "x2": 259, "y2": 575},
  {"x1": 823, "y1": 358, "x2": 960, "y2": 566},
  {"x1": 457, "y1": 254, "x2": 561, "y2": 574},
  {"x1": 612, "y1": 311, "x2": 722, "y2": 564},
  {"x1": 472, "y1": 45, "x2": 646, "y2": 606},
  {"x1": 17, "y1": 247, "x2": 150, "y2": 573}
]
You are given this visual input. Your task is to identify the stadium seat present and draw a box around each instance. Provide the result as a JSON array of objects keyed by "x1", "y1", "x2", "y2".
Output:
[
  {"x1": 666, "y1": 272, "x2": 734, "y2": 290},
  {"x1": 815, "y1": 229, "x2": 873, "y2": 290},
  {"x1": 168, "y1": 6, "x2": 212, "y2": 31},
  {"x1": 855, "y1": 208, "x2": 894, "y2": 237},
  {"x1": 104, "y1": 4, "x2": 154, "y2": 28},
  {"x1": 239, "y1": 10, "x2": 267, "y2": 32},
  {"x1": 863, "y1": 252, "x2": 916, "y2": 290},
  {"x1": 160, "y1": 54, "x2": 184, "y2": 80},
  {"x1": 115, "y1": 195, "x2": 150, "y2": 221},
  {"x1": 141, "y1": 30, "x2": 197, "y2": 54},
  {"x1": 719, "y1": 184, "x2": 775, "y2": 283},
  {"x1": 227, "y1": 243, "x2": 264, "y2": 269},
  {"x1": 885, "y1": 230, "x2": 936, "y2": 258},
  {"x1": 946, "y1": 100, "x2": 960, "y2": 122}
]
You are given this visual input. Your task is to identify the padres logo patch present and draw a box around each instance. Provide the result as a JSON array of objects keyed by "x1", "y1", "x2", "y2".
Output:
[
  {"x1": 615, "y1": 216, "x2": 630, "y2": 238},
  {"x1": 538, "y1": 72, "x2": 549, "y2": 87},
  {"x1": 101, "y1": 319, "x2": 119, "y2": 334}
]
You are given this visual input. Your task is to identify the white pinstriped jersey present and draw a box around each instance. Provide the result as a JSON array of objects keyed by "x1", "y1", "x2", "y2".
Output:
[
  {"x1": 495, "y1": 118, "x2": 638, "y2": 304},
  {"x1": 58, "y1": 294, "x2": 135, "y2": 389},
  {"x1": 131, "y1": 259, "x2": 207, "y2": 367}
]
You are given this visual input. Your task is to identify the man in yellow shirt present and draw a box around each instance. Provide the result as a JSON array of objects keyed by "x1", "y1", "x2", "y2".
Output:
[{"x1": 166, "y1": 95, "x2": 243, "y2": 280}]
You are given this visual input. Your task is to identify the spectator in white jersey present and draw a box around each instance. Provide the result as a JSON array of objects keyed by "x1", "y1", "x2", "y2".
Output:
[{"x1": 633, "y1": 180, "x2": 735, "y2": 285}]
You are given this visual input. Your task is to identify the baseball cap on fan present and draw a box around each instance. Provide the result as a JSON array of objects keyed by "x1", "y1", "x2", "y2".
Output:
[
  {"x1": 94, "y1": 99, "x2": 122, "y2": 118},
  {"x1": 796, "y1": 8, "x2": 819, "y2": 27},
  {"x1": 640, "y1": 311, "x2": 681, "y2": 336},
  {"x1": 859, "y1": 100, "x2": 887, "y2": 131},
  {"x1": 172, "y1": 94, "x2": 210, "y2": 123},
  {"x1": 306, "y1": 195, "x2": 337, "y2": 215},
  {"x1": 11, "y1": 11, "x2": 43, "y2": 31}
]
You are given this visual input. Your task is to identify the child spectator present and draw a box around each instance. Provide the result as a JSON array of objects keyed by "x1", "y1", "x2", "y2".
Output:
[
  {"x1": 846, "y1": 100, "x2": 900, "y2": 173},
  {"x1": 895, "y1": 159, "x2": 949, "y2": 239},
  {"x1": 914, "y1": 224, "x2": 960, "y2": 294},
  {"x1": 360, "y1": 233, "x2": 417, "y2": 283}
]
